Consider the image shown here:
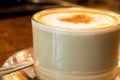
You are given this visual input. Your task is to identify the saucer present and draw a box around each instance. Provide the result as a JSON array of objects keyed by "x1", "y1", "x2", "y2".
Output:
[
  {"x1": 2, "y1": 47, "x2": 120, "y2": 80},
  {"x1": 2, "y1": 47, "x2": 38, "y2": 80}
]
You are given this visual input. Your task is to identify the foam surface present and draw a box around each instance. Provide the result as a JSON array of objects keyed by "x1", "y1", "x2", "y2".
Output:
[{"x1": 33, "y1": 8, "x2": 119, "y2": 30}]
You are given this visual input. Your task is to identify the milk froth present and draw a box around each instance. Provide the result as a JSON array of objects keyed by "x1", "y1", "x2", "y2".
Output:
[{"x1": 33, "y1": 8, "x2": 120, "y2": 31}]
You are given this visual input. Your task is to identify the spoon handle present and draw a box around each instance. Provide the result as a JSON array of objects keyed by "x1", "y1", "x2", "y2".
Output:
[{"x1": 0, "y1": 61, "x2": 33, "y2": 76}]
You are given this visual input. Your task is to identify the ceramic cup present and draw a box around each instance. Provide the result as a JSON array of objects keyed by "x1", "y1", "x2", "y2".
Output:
[{"x1": 32, "y1": 7, "x2": 120, "y2": 80}]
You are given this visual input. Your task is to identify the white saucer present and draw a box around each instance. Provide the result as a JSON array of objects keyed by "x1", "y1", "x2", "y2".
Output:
[{"x1": 2, "y1": 47, "x2": 120, "y2": 80}]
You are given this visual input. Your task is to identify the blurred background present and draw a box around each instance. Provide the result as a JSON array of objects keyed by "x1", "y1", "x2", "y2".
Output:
[
  {"x1": 66, "y1": 0, "x2": 120, "y2": 11},
  {"x1": 0, "y1": 0, "x2": 119, "y2": 18}
]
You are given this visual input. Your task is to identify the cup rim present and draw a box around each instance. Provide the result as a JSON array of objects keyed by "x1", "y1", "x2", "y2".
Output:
[{"x1": 32, "y1": 7, "x2": 120, "y2": 35}]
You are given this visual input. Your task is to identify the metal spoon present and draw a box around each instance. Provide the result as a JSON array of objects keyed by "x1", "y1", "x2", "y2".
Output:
[{"x1": 0, "y1": 60, "x2": 33, "y2": 76}]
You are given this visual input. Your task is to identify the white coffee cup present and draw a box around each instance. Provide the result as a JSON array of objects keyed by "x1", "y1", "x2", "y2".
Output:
[{"x1": 32, "y1": 7, "x2": 120, "y2": 80}]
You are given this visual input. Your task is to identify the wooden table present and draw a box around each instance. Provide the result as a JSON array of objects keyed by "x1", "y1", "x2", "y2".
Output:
[{"x1": 0, "y1": 15, "x2": 33, "y2": 80}]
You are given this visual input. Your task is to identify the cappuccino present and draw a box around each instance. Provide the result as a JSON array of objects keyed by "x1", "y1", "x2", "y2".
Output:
[
  {"x1": 33, "y1": 8, "x2": 119, "y2": 31},
  {"x1": 32, "y1": 8, "x2": 120, "y2": 80}
]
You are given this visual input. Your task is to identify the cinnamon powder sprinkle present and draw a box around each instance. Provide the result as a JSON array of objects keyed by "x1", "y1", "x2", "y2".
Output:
[{"x1": 59, "y1": 14, "x2": 93, "y2": 24}]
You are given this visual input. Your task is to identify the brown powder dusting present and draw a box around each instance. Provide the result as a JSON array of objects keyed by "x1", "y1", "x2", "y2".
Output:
[{"x1": 59, "y1": 14, "x2": 93, "y2": 24}]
